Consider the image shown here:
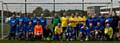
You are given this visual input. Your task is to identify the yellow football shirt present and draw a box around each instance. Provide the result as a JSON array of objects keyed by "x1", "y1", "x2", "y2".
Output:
[
  {"x1": 69, "y1": 17, "x2": 76, "y2": 27},
  {"x1": 61, "y1": 17, "x2": 68, "y2": 27},
  {"x1": 79, "y1": 16, "x2": 86, "y2": 24},
  {"x1": 104, "y1": 27, "x2": 113, "y2": 38},
  {"x1": 54, "y1": 26, "x2": 63, "y2": 34},
  {"x1": 75, "y1": 16, "x2": 81, "y2": 25}
]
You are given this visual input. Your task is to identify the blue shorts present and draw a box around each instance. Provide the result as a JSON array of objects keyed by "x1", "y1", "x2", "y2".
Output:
[
  {"x1": 26, "y1": 29, "x2": 34, "y2": 32},
  {"x1": 10, "y1": 28, "x2": 16, "y2": 33},
  {"x1": 10, "y1": 30, "x2": 16, "y2": 33},
  {"x1": 17, "y1": 29, "x2": 25, "y2": 33}
]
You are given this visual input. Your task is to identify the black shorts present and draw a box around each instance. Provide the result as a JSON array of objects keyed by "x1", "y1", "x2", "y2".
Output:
[
  {"x1": 9, "y1": 32, "x2": 16, "y2": 37},
  {"x1": 62, "y1": 27, "x2": 67, "y2": 32}
]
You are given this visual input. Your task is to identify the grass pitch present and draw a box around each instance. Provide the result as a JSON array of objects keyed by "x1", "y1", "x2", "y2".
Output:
[{"x1": 0, "y1": 40, "x2": 120, "y2": 43}]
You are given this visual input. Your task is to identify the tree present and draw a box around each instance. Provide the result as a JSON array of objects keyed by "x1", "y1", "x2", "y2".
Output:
[
  {"x1": 56, "y1": 10, "x2": 66, "y2": 17},
  {"x1": 43, "y1": 9, "x2": 50, "y2": 17},
  {"x1": 66, "y1": 9, "x2": 87, "y2": 16},
  {"x1": 50, "y1": 10, "x2": 55, "y2": 17},
  {"x1": 33, "y1": 7, "x2": 43, "y2": 16}
]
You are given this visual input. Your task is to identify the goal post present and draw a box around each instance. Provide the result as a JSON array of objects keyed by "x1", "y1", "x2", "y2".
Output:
[{"x1": 0, "y1": 1, "x2": 4, "y2": 40}]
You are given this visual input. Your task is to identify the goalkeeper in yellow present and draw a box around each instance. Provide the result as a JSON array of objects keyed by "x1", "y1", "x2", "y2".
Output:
[{"x1": 104, "y1": 22, "x2": 113, "y2": 40}]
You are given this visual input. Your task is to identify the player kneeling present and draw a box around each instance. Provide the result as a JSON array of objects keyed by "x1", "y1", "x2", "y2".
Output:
[
  {"x1": 104, "y1": 23, "x2": 113, "y2": 40},
  {"x1": 54, "y1": 23, "x2": 63, "y2": 40},
  {"x1": 65, "y1": 24, "x2": 76, "y2": 41},
  {"x1": 94, "y1": 22, "x2": 104, "y2": 40},
  {"x1": 88, "y1": 23, "x2": 95, "y2": 40},
  {"x1": 34, "y1": 21, "x2": 43, "y2": 40},
  {"x1": 79, "y1": 24, "x2": 90, "y2": 41},
  {"x1": 44, "y1": 25, "x2": 53, "y2": 40},
  {"x1": 26, "y1": 21, "x2": 34, "y2": 40},
  {"x1": 16, "y1": 22, "x2": 25, "y2": 40}
]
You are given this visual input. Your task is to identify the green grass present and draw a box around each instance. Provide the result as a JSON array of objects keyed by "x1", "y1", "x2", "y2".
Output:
[
  {"x1": 0, "y1": 23, "x2": 10, "y2": 38},
  {"x1": 0, "y1": 40, "x2": 120, "y2": 43},
  {"x1": 0, "y1": 23, "x2": 10, "y2": 33}
]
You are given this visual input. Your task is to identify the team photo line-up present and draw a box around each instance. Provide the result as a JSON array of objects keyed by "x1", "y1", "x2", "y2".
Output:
[{"x1": 9, "y1": 12, "x2": 120, "y2": 41}]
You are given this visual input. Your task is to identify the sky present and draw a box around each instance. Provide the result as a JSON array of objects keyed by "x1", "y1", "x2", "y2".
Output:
[{"x1": 0, "y1": 0, "x2": 120, "y2": 13}]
